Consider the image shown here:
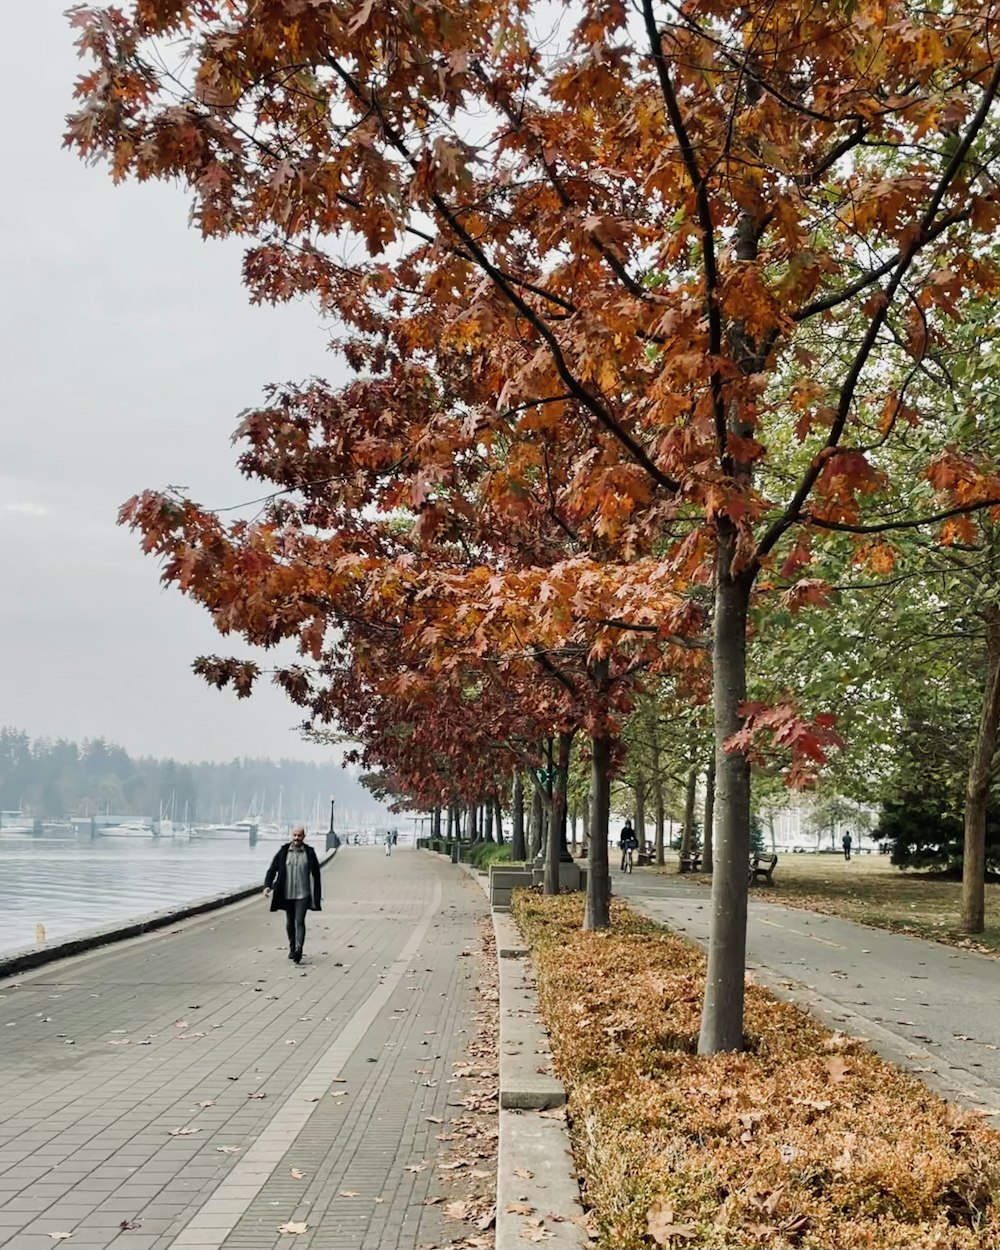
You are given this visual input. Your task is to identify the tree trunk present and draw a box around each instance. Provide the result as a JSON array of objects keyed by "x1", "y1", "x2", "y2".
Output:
[
  {"x1": 493, "y1": 796, "x2": 504, "y2": 844},
  {"x1": 680, "y1": 766, "x2": 697, "y2": 860},
  {"x1": 570, "y1": 800, "x2": 578, "y2": 853},
  {"x1": 546, "y1": 730, "x2": 574, "y2": 893},
  {"x1": 634, "y1": 775, "x2": 646, "y2": 858},
  {"x1": 651, "y1": 733, "x2": 665, "y2": 867},
  {"x1": 582, "y1": 790, "x2": 591, "y2": 854},
  {"x1": 963, "y1": 607, "x2": 1000, "y2": 932},
  {"x1": 484, "y1": 800, "x2": 494, "y2": 843},
  {"x1": 446, "y1": 805, "x2": 454, "y2": 840},
  {"x1": 655, "y1": 793, "x2": 665, "y2": 867},
  {"x1": 512, "y1": 773, "x2": 526, "y2": 860},
  {"x1": 702, "y1": 758, "x2": 716, "y2": 873},
  {"x1": 528, "y1": 786, "x2": 543, "y2": 860},
  {"x1": 698, "y1": 550, "x2": 753, "y2": 1054},
  {"x1": 585, "y1": 732, "x2": 612, "y2": 930}
]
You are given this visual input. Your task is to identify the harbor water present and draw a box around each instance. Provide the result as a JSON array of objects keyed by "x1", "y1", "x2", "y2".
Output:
[{"x1": 0, "y1": 830, "x2": 289, "y2": 957}]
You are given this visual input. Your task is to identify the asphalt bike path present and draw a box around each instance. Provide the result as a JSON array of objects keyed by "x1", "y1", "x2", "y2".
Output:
[
  {"x1": 0, "y1": 847, "x2": 492, "y2": 1250},
  {"x1": 616, "y1": 871, "x2": 1000, "y2": 1124}
]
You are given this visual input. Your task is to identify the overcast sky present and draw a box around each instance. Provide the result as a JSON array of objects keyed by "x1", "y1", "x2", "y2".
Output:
[{"x1": 0, "y1": 5, "x2": 354, "y2": 763}]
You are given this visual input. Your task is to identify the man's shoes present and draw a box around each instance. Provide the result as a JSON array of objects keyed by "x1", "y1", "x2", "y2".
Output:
[
  {"x1": 293, "y1": 949, "x2": 303, "y2": 964},
  {"x1": 288, "y1": 948, "x2": 296, "y2": 960}
]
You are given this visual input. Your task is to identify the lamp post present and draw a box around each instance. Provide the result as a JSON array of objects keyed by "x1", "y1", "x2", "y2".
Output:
[{"x1": 326, "y1": 797, "x2": 338, "y2": 852}]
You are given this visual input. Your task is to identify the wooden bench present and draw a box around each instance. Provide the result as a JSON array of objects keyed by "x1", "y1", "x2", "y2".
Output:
[
  {"x1": 636, "y1": 849, "x2": 653, "y2": 866},
  {"x1": 678, "y1": 853, "x2": 702, "y2": 873},
  {"x1": 748, "y1": 853, "x2": 778, "y2": 885}
]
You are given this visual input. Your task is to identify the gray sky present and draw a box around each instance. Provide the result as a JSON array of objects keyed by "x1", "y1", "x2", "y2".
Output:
[{"x1": 0, "y1": 5, "x2": 354, "y2": 763}]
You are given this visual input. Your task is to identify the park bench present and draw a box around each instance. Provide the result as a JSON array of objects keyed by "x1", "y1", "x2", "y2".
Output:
[
  {"x1": 748, "y1": 852, "x2": 778, "y2": 885},
  {"x1": 636, "y1": 847, "x2": 653, "y2": 866},
  {"x1": 678, "y1": 852, "x2": 702, "y2": 873}
]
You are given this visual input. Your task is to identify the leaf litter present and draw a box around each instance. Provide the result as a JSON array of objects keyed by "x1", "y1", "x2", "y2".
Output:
[{"x1": 514, "y1": 891, "x2": 1000, "y2": 1250}]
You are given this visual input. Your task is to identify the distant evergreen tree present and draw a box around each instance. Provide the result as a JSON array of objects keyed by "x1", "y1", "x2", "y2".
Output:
[
  {"x1": 0, "y1": 727, "x2": 387, "y2": 824},
  {"x1": 875, "y1": 783, "x2": 1000, "y2": 873}
]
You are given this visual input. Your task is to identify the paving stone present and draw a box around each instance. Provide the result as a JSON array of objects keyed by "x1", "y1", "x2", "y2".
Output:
[{"x1": 0, "y1": 849, "x2": 491, "y2": 1250}]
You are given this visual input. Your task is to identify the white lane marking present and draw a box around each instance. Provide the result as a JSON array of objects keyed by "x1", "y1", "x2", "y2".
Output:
[{"x1": 758, "y1": 916, "x2": 844, "y2": 949}]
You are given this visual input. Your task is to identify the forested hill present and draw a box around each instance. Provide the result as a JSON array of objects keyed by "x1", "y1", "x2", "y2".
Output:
[{"x1": 0, "y1": 727, "x2": 387, "y2": 824}]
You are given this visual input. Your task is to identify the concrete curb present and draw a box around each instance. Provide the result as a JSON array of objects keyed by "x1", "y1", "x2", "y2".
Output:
[
  {"x1": 0, "y1": 846, "x2": 338, "y2": 980},
  {"x1": 409, "y1": 852, "x2": 590, "y2": 1245},
  {"x1": 492, "y1": 910, "x2": 588, "y2": 1249}
]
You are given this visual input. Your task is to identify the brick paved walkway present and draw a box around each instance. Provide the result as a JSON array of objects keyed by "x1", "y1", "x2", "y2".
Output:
[{"x1": 0, "y1": 847, "x2": 491, "y2": 1250}]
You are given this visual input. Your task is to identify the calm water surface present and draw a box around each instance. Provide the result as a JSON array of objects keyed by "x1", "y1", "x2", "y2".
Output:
[{"x1": 0, "y1": 832, "x2": 287, "y2": 956}]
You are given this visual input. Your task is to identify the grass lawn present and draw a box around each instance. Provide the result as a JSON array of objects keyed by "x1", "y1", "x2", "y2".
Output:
[
  {"x1": 514, "y1": 891, "x2": 1000, "y2": 1250},
  {"x1": 666, "y1": 854, "x2": 1000, "y2": 956}
]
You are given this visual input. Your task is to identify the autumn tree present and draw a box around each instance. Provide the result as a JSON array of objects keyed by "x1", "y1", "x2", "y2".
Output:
[{"x1": 68, "y1": 0, "x2": 1000, "y2": 1051}]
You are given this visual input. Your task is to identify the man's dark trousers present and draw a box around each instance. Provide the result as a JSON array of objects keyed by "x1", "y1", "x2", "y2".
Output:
[{"x1": 284, "y1": 898, "x2": 309, "y2": 956}]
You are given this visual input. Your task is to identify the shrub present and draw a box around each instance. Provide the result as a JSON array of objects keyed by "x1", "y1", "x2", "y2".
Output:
[{"x1": 468, "y1": 840, "x2": 513, "y2": 868}]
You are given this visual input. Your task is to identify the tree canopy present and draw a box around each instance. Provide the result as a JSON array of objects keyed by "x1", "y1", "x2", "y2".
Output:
[{"x1": 66, "y1": 0, "x2": 1000, "y2": 1049}]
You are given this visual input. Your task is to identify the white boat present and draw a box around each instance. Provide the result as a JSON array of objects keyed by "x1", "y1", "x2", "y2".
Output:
[
  {"x1": 0, "y1": 810, "x2": 32, "y2": 834},
  {"x1": 100, "y1": 820, "x2": 154, "y2": 837},
  {"x1": 191, "y1": 821, "x2": 259, "y2": 839}
]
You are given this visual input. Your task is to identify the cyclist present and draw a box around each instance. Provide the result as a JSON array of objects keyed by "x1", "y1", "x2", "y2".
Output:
[{"x1": 619, "y1": 820, "x2": 639, "y2": 872}]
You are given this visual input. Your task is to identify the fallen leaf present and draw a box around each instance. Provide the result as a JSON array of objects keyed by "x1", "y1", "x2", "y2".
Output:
[
  {"x1": 118, "y1": 1221, "x2": 141, "y2": 1231},
  {"x1": 216, "y1": 1146, "x2": 242, "y2": 1154},
  {"x1": 168, "y1": 1127, "x2": 199, "y2": 1136},
  {"x1": 338, "y1": 1191, "x2": 359, "y2": 1198},
  {"x1": 404, "y1": 1163, "x2": 427, "y2": 1173},
  {"x1": 195, "y1": 1100, "x2": 215, "y2": 1109},
  {"x1": 48, "y1": 1235, "x2": 73, "y2": 1242},
  {"x1": 425, "y1": 1115, "x2": 443, "y2": 1124},
  {"x1": 506, "y1": 1202, "x2": 534, "y2": 1215},
  {"x1": 277, "y1": 1221, "x2": 308, "y2": 1234},
  {"x1": 514, "y1": 1168, "x2": 534, "y2": 1179},
  {"x1": 538, "y1": 1105, "x2": 567, "y2": 1119},
  {"x1": 477, "y1": 1206, "x2": 496, "y2": 1231},
  {"x1": 290, "y1": 1168, "x2": 305, "y2": 1180},
  {"x1": 247, "y1": 1092, "x2": 267, "y2": 1099},
  {"x1": 444, "y1": 1200, "x2": 470, "y2": 1219},
  {"x1": 825, "y1": 1056, "x2": 852, "y2": 1083},
  {"x1": 647, "y1": 1202, "x2": 696, "y2": 1246}
]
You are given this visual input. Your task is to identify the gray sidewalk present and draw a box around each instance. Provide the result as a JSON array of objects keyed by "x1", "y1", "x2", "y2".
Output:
[
  {"x1": 617, "y1": 871, "x2": 1000, "y2": 1123},
  {"x1": 0, "y1": 847, "x2": 493, "y2": 1250}
]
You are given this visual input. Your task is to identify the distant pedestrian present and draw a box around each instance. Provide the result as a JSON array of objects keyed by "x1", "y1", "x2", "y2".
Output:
[
  {"x1": 385, "y1": 831, "x2": 392, "y2": 857},
  {"x1": 263, "y1": 826, "x2": 322, "y2": 964},
  {"x1": 842, "y1": 831, "x2": 852, "y2": 862}
]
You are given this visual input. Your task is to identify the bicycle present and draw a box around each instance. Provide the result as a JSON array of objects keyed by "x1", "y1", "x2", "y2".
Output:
[{"x1": 620, "y1": 846, "x2": 634, "y2": 873}]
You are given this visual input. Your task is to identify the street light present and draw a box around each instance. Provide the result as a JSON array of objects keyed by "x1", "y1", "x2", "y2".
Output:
[{"x1": 326, "y1": 797, "x2": 338, "y2": 851}]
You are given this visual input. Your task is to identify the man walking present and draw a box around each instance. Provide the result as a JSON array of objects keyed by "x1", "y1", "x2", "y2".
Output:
[
  {"x1": 842, "y1": 830, "x2": 853, "y2": 862},
  {"x1": 263, "y1": 826, "x2": 322, "y2": 964}
]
